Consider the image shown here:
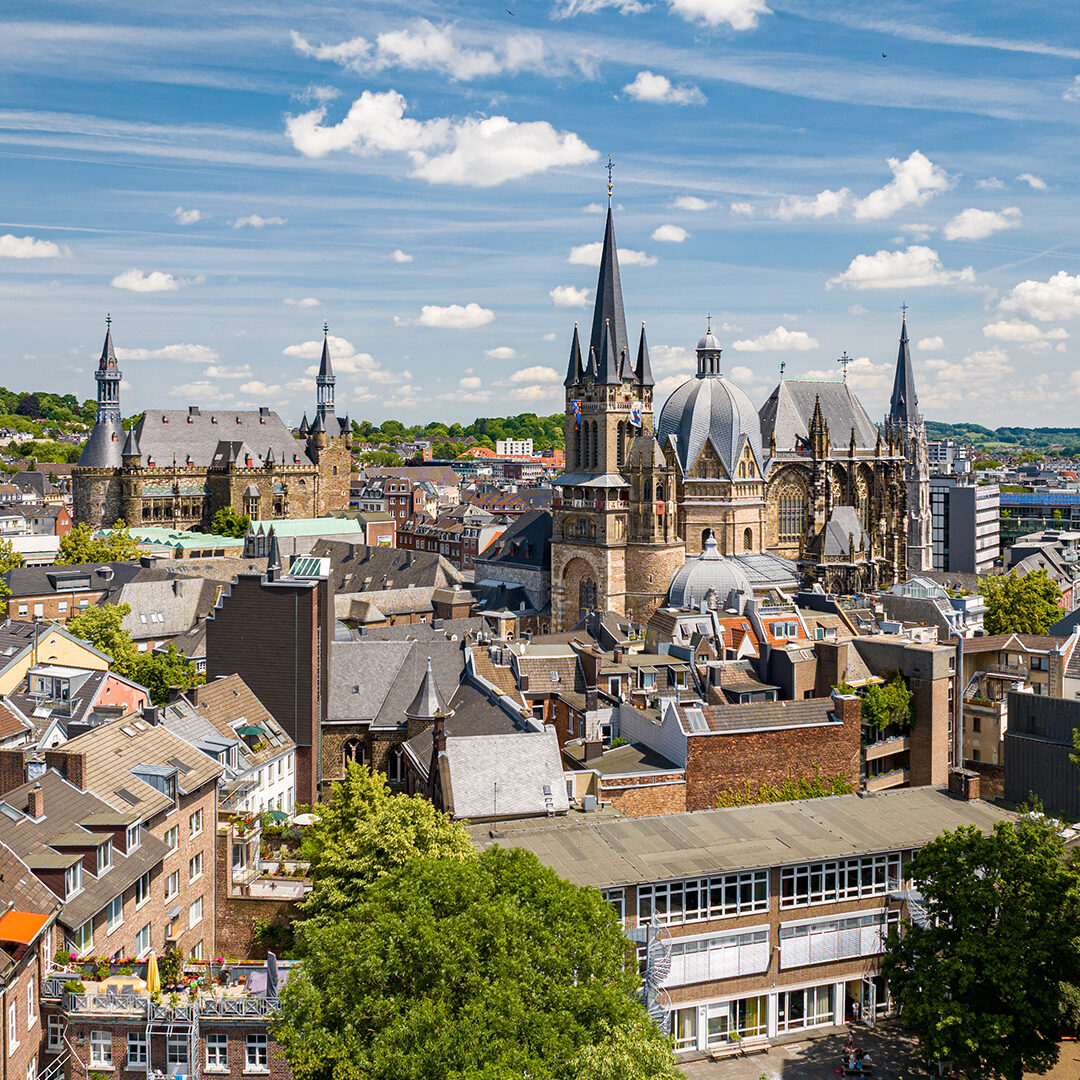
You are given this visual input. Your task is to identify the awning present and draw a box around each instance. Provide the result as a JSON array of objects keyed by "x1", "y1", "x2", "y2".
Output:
[
  {"x1": 263, "y1": 809, "x2": 289, "y2": 823},
  {"x1": 235, "y1": 725, "x2": 265, "y2": 737},
  {"x1": 0, "y1": 910, "x2": 50, "y2": 945}
]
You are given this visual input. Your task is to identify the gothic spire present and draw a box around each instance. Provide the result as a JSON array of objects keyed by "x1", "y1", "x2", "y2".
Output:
[
  {"x1": 889, "y1": 312, "x2": 919, "y2": 424},
  {"x1": 405, "y1": 656, "x2": 452, "y2": 720},
  {"x1": 635, "y1": 322, "x2": 654, "y2": 388},
  {"x1": 121, "y1": 426, "x2": 141, "y2": 461},
  {"x1": 563, "y1": 323, "x2": 582, "y2": 387},
  {"x1": 596, "y1": 318, "x2": 622, "y2": 384},
  {"x1": 316, "y1": 321, "x2": 336, "y2": 425},
  {"x1": 266, "y1": 527, "x2": 282, "y2": 581},
  {"x1": 588, "y1": 206, "x2": 629, "y2": 366},
  {"x1": 78, "y1": 313, "x2": 125, "y2": 468}
]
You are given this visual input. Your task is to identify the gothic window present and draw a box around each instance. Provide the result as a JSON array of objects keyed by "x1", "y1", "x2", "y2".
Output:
[
  {"x1": 343, "y1": 739, "x2": 366, "y2": 769},
  {"x1": 387, "y1": 746, "x2": 405, "y2": 785},
  {"x1": 744, "y1": 527, "x2": 753, "y2": 551},
  {"x1": 655, "y1": 483, "x2": 664, "y2": 504},
  {"x1": 779, "y1": 490, "x2": 806, "y2": 542},
  {"x1": 590, "y1": 422, "x2": 598, "y2": 471},
  {"x1": 576, "y1": 424, "x2": 584, "y2": 470},
  {"x1": 617, "y1": 422, "x2": 626, "y2": 469},
  {"x1": 579, "y1": 577, "x2": 597, "y2": 612}
]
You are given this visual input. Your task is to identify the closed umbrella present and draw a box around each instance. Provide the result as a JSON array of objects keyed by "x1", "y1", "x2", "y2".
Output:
[
  {"x1": 266, "y1": 952, "x2": 279, "y2": 999},
  {"x1": 145, "y1": 953, "x2": 160, "y2": 996}
]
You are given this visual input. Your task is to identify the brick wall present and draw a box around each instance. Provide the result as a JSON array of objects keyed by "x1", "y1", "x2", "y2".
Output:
[
  {"x1": 963, "y1": 757, "x2": 1005, "y2": 800},
  {"x1": 683, "y1": 696, "x2": 862, "y2": 811},
  {"x1": 1, "y1": 944, "x2": 49, "y2": 1080},
  {"x1": 599, "y1": 775, "x2": 687, "y2": 817}
]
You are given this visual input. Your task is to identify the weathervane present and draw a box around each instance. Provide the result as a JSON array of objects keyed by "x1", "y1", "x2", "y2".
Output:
[
  {"x1": 105, "y1": 311, "x2": 111, "y2": 328},
  {"x1": 606, "y1": 154, "x2": 614, "y2": 203},
  {"x1": 837, "y1": 350, "x2": 852, "y2": 381}
]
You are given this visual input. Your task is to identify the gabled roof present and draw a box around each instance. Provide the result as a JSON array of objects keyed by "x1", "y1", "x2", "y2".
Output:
[
  {"x1": 133, "y1": 409, "x2": 303, "y2": 469},
  {"x1": 473, "y1": 510, "x2": 551, "y2": 570},
  {"x1": 760, "y1": 378, "x2": 879, "y2": 452}
]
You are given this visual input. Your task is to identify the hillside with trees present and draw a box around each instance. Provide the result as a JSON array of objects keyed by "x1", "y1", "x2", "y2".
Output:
[{"x1": 925, "y1": 421, "x2": 1080, "y2": 456}]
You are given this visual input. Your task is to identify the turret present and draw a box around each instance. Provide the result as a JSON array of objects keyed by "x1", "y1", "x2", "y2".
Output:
[
  {"x1": 634, "y1": 323, "x2": 654, "y2": 389},
  {"x1": 77, "y1": 314, "x2": 125, "y2": 469},
  {"x1": 563, "y1": 323, "x2": 583, "y2": 387},
  {"x1": 316, "y1": 322, "x2": 336, "y2": 427}
]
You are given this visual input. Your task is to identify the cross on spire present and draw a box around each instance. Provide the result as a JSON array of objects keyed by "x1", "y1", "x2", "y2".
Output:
[
  {"x1": 323, "y1": 320, "x2": 329, "y2": 336},
  {"x1": 837, "y1": 350, "x2": 852, "y2": 380},
  {"x1": 706, "y1": 312, "x2": 712, "y2": 334},
  {"x1": 606, "y1": 154, "x2": 614, "y2": 203},
  {"x1": 900, "y1": 301, "x2": 909, "y2": 320},
  {"x1": 105, "y1": 311, "x2": 111, "y2": 328}
]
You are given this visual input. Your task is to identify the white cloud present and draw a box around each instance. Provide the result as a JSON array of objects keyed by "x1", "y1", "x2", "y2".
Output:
[
  {"x1": 284, "y1": 297, "x2": 319, "y2": 307},
  {"x1": 650, "y1": 344, "x2": 696, "y2": 374},
  {"x1": 550, "y1": 284, "x2": 590, "y2": 307},
  {"x1": 390, "y1": 249, "x2": 413, "y2": 263},
  {"x1": 920, "y1": 346, "x2": 1014, "y2": 409},
  {"x1": 720, "y1": 321, "x2": 743, "y2": 333},
  {"x1": 893, "y1": 222, "x2": 935, "y2": 242},
  {"x1": 668, "y1": 0, "x2": 771, "y2": 30},
  {"x1": 167, "y1": 380, "x2": 234, "y2": 403},
  {"x1": 285, "y1": 89, "x2": 597, "y2": 187},
  {"x1": 730, "y1": 202, "x2": 755, "y2": 217},
  {"x1": 852, "y1": 151, "x2": 951, "y2": 222},
  {"x1": 459, "y1": 376, "x2": 483, "y2": 390},
  {"x1": 1017, "y1": 172, "x2": 1047, "y2": 190},
  {"x1": 1065, "y1": 76, "x2": 1080, "y2": 102},
  {"x1": 416, "y1": 302, "x2": 494, "y2": 329},
  {"x1": 541, "y1": 332, "x2": 558, "y2": 341},
  {"x1": 0, "y1": 234, "x2": 67, "y2": 259},
  {"x1": 731, "y1": 325, "x2": 819, "y2": 352},
  {"x1": 622, "y1": 70, "x2": 706, "y2": 106},
  {"x1": 803, "y1": 355, "x2": 891, "y2": 398},
  {"x1": 975, "y1": 177, "x2": 1006, "y2": 191},
  {"x1": 484, "y1": 346, "x2": 518, "y2": 359},
  {"x1": 231, "y1": 214, "x2": 287, "y2": 229},
  {"x1": 110, "y1": 268, "x2": 204, "y2": 293},
  {"x1": 291, "y1": 20, "x2": 547, "y2": 82},
  {"x1": 654, "y1": 373, "x2": 690, "y2": 401},
  {"x1": 115, "y1": 343, "x2": 219, "y2": 365},
  {"x1": 239, "y1": 380, "x2": 283, "y2": 397},
  {"x1": 827, "y1": 245, "x2": 975, "y2": 290},
  {"x1": 508, "y1": 383, "x2": 560, "y2": 402},
  {"x1": 672, "y1": 196, "x2": 716, "y2": 211},
  {"x1": 915, "y1": 336, "x2": 944, "y2": 351},
  {"x1": 204, "y1": 364, "x2": 253, "y2": 379},
  {"x1": 510, "y1": 365, "x2": 561, "y2": 384},
  {"x1": 772, "y1": 187, "x2": 851, "y2": 221},
  {"x1": 942, "y1": 206, "x2": 1021, "y2": 241},
  {"x1": 553, "y1": 0, "x2": 650, "y2": 14},
  {"x1": 568, "y1": 241, "x2": 656, "y2": 266},
  {"x1": 982, "y1": 320, "x2": 1069, "y2": 353},
  {"x1": 170, "y1": 206, "x2": 202, "y2": 226},
  {"x1": 1000, "y1": 271, "x2": 1080, "y2": 320},
  {"x1": 582, "y1": 203, "x2": 606, "y2": 214},
  {"x1": 652, "y1": 224, "x2": 690, "y2": 243},
  {"x1": 848, "y1": 304, "x2": 868, "y2": 315},
  {"x1": 284, "y1": 334, "x2": 400, "y2": 384}
]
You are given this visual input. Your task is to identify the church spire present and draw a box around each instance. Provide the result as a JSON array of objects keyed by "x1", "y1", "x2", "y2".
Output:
[
  {"x1": 77, "y1": 313, "x2": 125, "y2": 469},
  {"x1": 889, "y1": 309, "x2": 919, "y2": 424},
  {"x1": 563, "y1": 323, "x2": 582, "y2": 387},
  {"x1": 596, "y1": 318, "x2": 622, "y2": 384},
  {"x1": 635, "y1": 322, "x2": 654, "y2": 388},
  {"x1": 95, "y1": 312, "x2": 122, "y2": 424},
  {"x1": 588, "y1": 205, "x2": 629, "y2": 367},
  {"x1": 316, "y1": 321, "x2": 336, "y2": 425}
]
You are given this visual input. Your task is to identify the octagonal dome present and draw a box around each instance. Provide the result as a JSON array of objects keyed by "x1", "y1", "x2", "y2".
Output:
[{"x1": 667, "y1": 535, "x2": 753, "y2": 609}]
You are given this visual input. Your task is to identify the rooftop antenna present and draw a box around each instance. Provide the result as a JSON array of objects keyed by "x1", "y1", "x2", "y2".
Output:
[
  {"x1": 606, "y1": 154, "x2": 614, "y2": 203},
  {"x1": 837, "y1": 350, "x2": 852, "y2": 381}
]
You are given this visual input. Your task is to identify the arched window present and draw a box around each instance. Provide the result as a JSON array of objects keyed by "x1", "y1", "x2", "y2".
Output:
[
  {"x1": 590, "y1": 422, "x2": 599, "y2": 471},
  {"x1": 343, "y1": 739, "x2": 366, "y2": 769},
  {"x1": 655, "y1": 483, "x2": 664, "y2": 504},
  {"x1": 579, "y1": 577, "x2": 597, "y2": 612},
  {"x1": 576, "y1": 423, "x2": 584, "y2": 470},
  {"x1": 387, "y1": 745, "x2": 405, "y2": 785},
  {"x1": 778, "y1": 490, "x2": 806, "y2": 542},
  {"x1": 743, "y1": 526, "x2": 753, "y2": 551},
  {"x1": 702, "y1": 528, "x2": 712, "y2": 549},
  {"x1": 617, "y1": 421, "x2": 626, "y2": 468}
]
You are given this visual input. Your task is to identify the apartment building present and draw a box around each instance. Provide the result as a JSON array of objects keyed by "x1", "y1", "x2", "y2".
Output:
[{"x1": 472, "y1": 785, "x2": 1012, "y2": 1052}]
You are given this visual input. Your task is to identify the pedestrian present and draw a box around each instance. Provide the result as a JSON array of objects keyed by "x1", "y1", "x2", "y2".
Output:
[{"x1": 852, "y1": 999, "x2": 861, "y2": 1023}]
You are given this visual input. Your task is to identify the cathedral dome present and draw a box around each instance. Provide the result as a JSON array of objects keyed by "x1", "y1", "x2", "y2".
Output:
[
  {"x1": 696, "y1": 330, "x2": 721, "y2": 351},
  {"x1": 667, "y1": 535, "x2": 753, "y2": 609}
]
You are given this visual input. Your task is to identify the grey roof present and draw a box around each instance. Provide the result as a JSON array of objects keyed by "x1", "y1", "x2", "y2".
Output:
[
  {"x1": 563, "y1": 324, "x2": 582, "y2": 387},
  {"x1": 441, "y1": 731, "x2": 569, "y2": 819},
  {"x1": 635, "y1": 323, "x2": 654, "y2": 388},
  {"x1": 358, "y1": 617, "x2": 486, "y2": 642},
  {"x1": 405, "y1": 657, "x2": 452, "y2": 720},
  {"x1": 3, "y1": 561, "x2": 162, "y2": 600},
  {"x1": 473, "y1": 510, "x2": 551, "y2": 570},
  {"x1": 11, "y1": 472, "x2": 48, "y2": 499},
  {"x1": 667, "y1": 536, "x2": 753, "y2": 608},
  {"x1": 819, "y1": 506, "x2": 870, "y2": 557},
  {"x1": 78, "y1": 416, "x2": 123, "y2": 468},
  {"x1": 760, "y1": 379, "x2": 879, "y2": 452},
  {"x1": 132, "y1": 409, "x2": 305, "y2": 468},
  {"x1": 656, "y1": 372, "x2": 764, "y2": 476},
  {"x1": 696, "y1": 330, "x2": 722, "y2": 351},
  {"x1": 0, "y1": 839, "x2": 59, "y2": 917},
  {"x1": 116, "y1": 576, "x2": 218, "y2": 641},
  {"x1": 318, "y1": 331, "x2": 334, "y2": 381},
  {"x1": 311, "y1": 539, "x2": 465, "y2": 593},
  {"x1": 468, "y1": 785, "x2": 1015, "y2": 888},
  {"x1": 4, "y1": 668, "x2": 145, "y2": 742},
  {"x1": 595, "y1": 318, "x2": 623, "y2": 385},
  {"x1": 889, "y1": 317, "x2": 919, "y2": 424},
  {"x1": 674, "y1": 697, "x2": 839, "y2": 735},
  {"x1": 121, "y1": 427, "x2": 141, "y2": 460},
  {"x1": 588, "y1": 206, "x2": 629, "y2": 368},
  {"x1": 730, "y1": 551, "x2": 799, "y2": 588}
]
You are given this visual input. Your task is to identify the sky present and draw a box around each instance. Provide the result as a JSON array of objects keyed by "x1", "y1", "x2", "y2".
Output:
[{"x1": 3, "y1": 1, "x2": 1080, "y2": 429}]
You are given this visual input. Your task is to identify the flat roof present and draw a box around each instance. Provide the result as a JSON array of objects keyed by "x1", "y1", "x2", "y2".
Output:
[{"x1": 467, "y1": 786, "x2": 1014, "y2": 889}]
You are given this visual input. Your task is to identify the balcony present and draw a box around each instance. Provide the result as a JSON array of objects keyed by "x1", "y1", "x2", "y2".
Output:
[
  {"x1": 863, "y1": 736, "x2": 910, "y2": 763},
  {"x1": 865, "y1": 768, "x2": 908, "y2": 792}
]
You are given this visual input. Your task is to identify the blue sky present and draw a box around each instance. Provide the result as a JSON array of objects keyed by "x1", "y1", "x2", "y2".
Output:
[{"x1": 3, "y1": 0, "x2": 1080, "y2": 428}]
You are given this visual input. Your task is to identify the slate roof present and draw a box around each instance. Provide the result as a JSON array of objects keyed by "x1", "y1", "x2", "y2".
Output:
[
  {"x1": 817, "y1": 506, "x2": 870, "y2": 558},
  {"x1": 668, "y1": 536, "x2": 752, "y2": 608},
  {"x1": 473, "y1": 510, "x2": 551, "y2": 570},
  {"x1": 78, "y1": 417, "x2": 124, "y2": 468},
  {"x1": 673, "y1": 697, "x2": 839, "y2": 735},
  {"x1": 0, "y1": 770, "x2": 168, "y2": 930},
  {"x1": 889, "y1": 317, "x2": 919, "y2": 424},
  {"x1": 11, "y1": 472, "x2": 49, "y2": 499},
  {"x1": 563, "y1": 740, "x2": 681, "y2": 776},
  {"x1": 588, "y1": 207, "x2": 630, "y2": 366},
  {"x1": 4, "y1": 561, "x2": 165, "y2": 600},
  {"x1": 358, "y1": 617, "x2": 486, "y2": 642},
  {"x1": 5, "y1": 669, "x2": 147, "y2": 741},
  {"x1": 468, "y1": 786, "x2": 1015, "y2": 887},
  {"x1": 361, "y1": 465, "x2": 461, "y2": 487},
  {"x1": 117, "y1": 577, "x2": 219, "y2": 641},
  {"x1": 759, "y1": 379, "x2": 879, "y2": 452},
  {"x1": 311, "y1": 539, "x2": 464, "y2": 593},
  {"x1": 132, "y1": 409, "x2": 306, "y2": 468}
]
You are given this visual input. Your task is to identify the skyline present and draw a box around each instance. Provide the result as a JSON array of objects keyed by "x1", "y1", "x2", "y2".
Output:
[{"x1": 3, "y1": 1, "x2": 1080, "y2": 427}]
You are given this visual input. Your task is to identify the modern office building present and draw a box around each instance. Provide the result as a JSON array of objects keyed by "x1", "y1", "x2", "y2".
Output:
[{"x1": 930, "y1": 478, "x2": 999, "y2": 573}]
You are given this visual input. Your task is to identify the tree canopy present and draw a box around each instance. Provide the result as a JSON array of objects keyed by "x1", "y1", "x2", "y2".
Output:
[
  {"x1": 300, "y1": 763, "x2": 474, "y2": 920},
  {"x1": 0, "y1": 537, "x2": 24, "y2": 617},
  {"x1": 66, "y1": 602, "x2": 202, "y2": 704},
  {"x1": 55, "y1": 521, "x2": 141, "y2": 565},
  {"x1": 274, "y1": 844, "x2": 679, "y2": 1080},
  {"x1": 883, "y1": 814, "x2": 1080, "y2": 1080},
  {"x1": 979, "y1": 569, "x2": 1062, "y2": 635},
  {"x1": 209, "y1": 506, "x2": 251, "y2": 538},
  {"x1": 860, "y1": 671, "x2": 914, "y2": 731}
]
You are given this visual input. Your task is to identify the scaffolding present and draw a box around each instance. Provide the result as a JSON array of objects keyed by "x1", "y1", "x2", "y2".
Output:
[{"x1": 145, "y1": 1002, "x2": 200, "y2": 1080}]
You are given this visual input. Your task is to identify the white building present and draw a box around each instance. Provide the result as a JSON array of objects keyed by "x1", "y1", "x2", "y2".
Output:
[{"x1": 496, "y1": 438, "x2": 533, "y2": 457}]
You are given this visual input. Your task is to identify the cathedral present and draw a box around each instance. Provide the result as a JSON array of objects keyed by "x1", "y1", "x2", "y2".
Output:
[
  {"x1": 551, "y1": 202, "x2": 930, "y2": 630},
  {"x1": 73, "y1": 320, "x2": 353, "y2": 529}
]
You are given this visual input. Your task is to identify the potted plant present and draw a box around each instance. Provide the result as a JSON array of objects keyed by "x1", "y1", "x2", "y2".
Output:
[
  {"x1": 119, "y1": 965, "x2": 134, "y2": 976},
  {"x1": 62, "y1": 980, "x2": 85, "y2": 995},
  {"x1": 168, "y1": 992, "x2": 181, "y2": 1008},
  {"x1": 55, "y1": 949, "x2": 72, "y2": 970}
]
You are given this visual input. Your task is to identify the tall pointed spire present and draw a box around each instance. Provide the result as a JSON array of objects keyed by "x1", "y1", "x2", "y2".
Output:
[
  {"x1": 564, "y1": 323, "x2": 582, "y2": 387},
  {"x1": 316, "y1": 321, "x2": 336, "y2": 426},
  {"x1": 78, "y1": 313, "x2": 125, "y2": 468},
  {"x1": 266, "y1": 527, "x2": 282, "y2": 581},
  {"x1": 588, "y1": 206, "x2": 629, "y2": 366},
  {"x1": 889, "y1": 311, "x2": 919, "y2": 423},
  {"x1": 405, "y1": 656, "x2": 452, "y2": 720},
  {"x1": 635, "y1": 322, "x2": 654, "y2": 388},
  {"x1": 596, "y1": 318, "x2": 622, "y2": 384}
]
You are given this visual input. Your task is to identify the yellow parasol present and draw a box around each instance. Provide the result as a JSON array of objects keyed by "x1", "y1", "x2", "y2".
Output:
[{"x1": 145, "y1": 952, "x2": 160, "y2": 996}]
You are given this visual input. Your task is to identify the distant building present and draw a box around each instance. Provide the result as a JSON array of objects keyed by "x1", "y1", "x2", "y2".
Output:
[
  {"x1": 928, "y1": 438, "x2": 971, "y2": 475},
  {"x1": 496, "y1": 438, "x2": 534, "y2": 456},
  {"x1": 930, "y1": 477, "x2": 999, "y2": 573}
]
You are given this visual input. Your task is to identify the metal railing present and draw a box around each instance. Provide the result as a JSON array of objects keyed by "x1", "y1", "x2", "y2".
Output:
[{"x1": 42, "y1": 981, "x2": 278, "y2": 1019}]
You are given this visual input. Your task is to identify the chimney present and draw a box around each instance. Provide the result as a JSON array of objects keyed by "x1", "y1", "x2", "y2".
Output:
[
  {"x1": 518, "y1": 673, "x2": 530, "y2": 692},
  {"x1": 27, "y1": 783, "x2": 43, "y2": 819},
  {"x1": 583, "y1": 738, "x2": 604, "y2": 761},
  {"x1": 143, "y1": 705, "x2": 160, "y2": 726},
  {"x1": 0, "y1": 749, "x2": 27, "y2": 796},
  {"x1": 585, "y1": 689, "x2": 599, "y2": 711},
  {"x1": 167, "y1": 686, "x2": 184, "y2": 703},
  {"x1": 613, "y1": 647, "x2": 625, "y2": 664},
  {"x1": 948, "y1": 768, "x2": 980, "y2": 801}
]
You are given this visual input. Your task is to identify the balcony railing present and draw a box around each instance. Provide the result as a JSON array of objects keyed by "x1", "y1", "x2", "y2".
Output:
[{"x1": 42, "y1": 979, "x2": 278, "y2": 1018}]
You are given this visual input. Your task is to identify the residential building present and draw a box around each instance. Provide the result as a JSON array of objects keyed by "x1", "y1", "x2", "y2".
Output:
[
  {"x1": 396, "y1": 505, "x2": 506, "y2": 570},
  {"x1": 927, "y1": 438, "x2": 971, "y2": 475},
  {"x1": 2, "y1": 563, "x2": 171, "y2": 626},
  {"x1": 470, "y1": 510, "x2": 552, "y2": 615},
  {"x1": 0, "y1": 624, "x2": 112, "y2": 697},
  {"x1": 929, "y1": 477, "x2": 1000, "y2": 573},
  {"x1": 470, "y1": 784, "x2": 1013, "y2": 1051},
  {"x1": 243, "y1": 518, "x2": 365, "y2": 560},
  {"x1": 1003, "y1": 691, "x2": 1080, "y2": 817},
  {"x1": 351, "y1": 477, "x2": 428, "y2": 521},
  {"x1": 880, "y1": 576, "x2": 986, "y2": 638},
  {"x1": 496, "y1": 438, "x2": 534, "y2": 456}
]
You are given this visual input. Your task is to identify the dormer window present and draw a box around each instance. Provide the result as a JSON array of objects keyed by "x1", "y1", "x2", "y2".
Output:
[
  {"x1": 126, "y1": 824, "x2": 140, "y2": 851},
  {"x1": 97, "y1": 839, "x2": 113, "y2": 875},
  {"x1": 65, "y1": 861, "x2": 82, "y2": 898}
]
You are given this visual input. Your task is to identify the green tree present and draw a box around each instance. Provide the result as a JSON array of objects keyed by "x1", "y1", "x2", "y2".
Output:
[
  {"x1": 358, "y1": 449, "x2": 403, "y2": 467},
  {"x1": 0, "y1": 537, "x2": 24, "y2": 618},
  {"x1": 209, "y1": 506, "x2": 251, "y2": 538},
  {"x1": 136, "y1": 643, "x2": 204, "y2": 704},
  {"x1": 979, "y1": 569, "x2": 1062, "y2": 635},
  {"x1": 972, "y1": 459, "x2": 1001, "y2": 470},
  {"x1": 859, "y1": 671, "x2": 914, "y2": 732},
  {"x1": 301, "y1": 763, "x2": 474, "y2": 918},
  {"x1": 883, "y1": 814, "x2": 1080, "y2": 1080},
  {"x1": 274, "y1": 845, "x2": 678, "y2": 1080},
  {"x1": 55, "y1": 521, "x2": 141, "y2": 565}
]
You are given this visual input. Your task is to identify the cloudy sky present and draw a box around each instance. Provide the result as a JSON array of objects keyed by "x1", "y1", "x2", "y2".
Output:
[{"x1": 4, "y1": 1, "x2": 1080, "y2": 427}]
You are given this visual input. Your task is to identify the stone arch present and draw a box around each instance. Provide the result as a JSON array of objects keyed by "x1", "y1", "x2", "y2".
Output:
[
  {"x1": 343, "y1": 738, "x2": 366, "y2": 769},
  {"x1": 387, "y1": 745, "x2": 405, "y2": 785},
  {"x1": 743, "y1": 526, "x2": 753, "y2": 551},
  {"x1": 562, "y1": 556, "x2": 600, "y2": 626}
]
